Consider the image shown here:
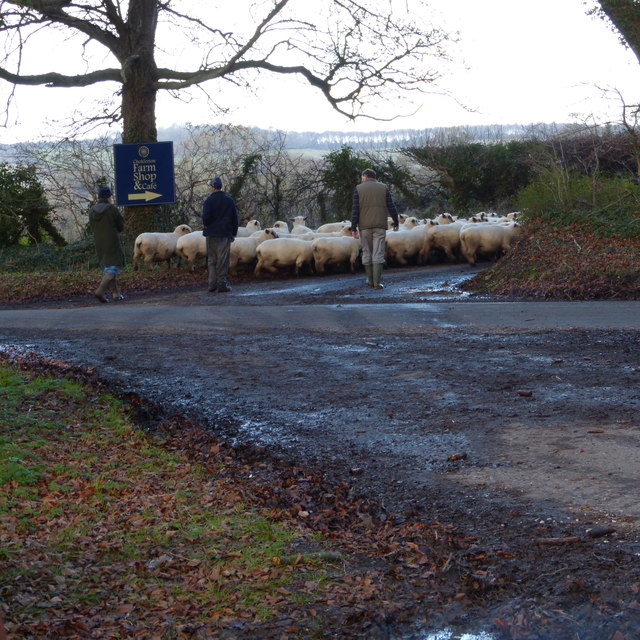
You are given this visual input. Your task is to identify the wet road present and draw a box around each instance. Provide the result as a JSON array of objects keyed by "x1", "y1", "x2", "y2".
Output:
[
  {"x1": 1, "y1": 263, "x2": 639, "y2": 533},
  {"x1": 1, "y1": 263, "x2": 639, "y2": 331}
]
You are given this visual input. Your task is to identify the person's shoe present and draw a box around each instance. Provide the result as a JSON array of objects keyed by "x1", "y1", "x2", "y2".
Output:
[
  {"x1": 364, "y1": 263, "x2": 374, "y2": 288},
  {"x1": 372, "y1": 263, "x2": 384, "y2": 290},
  {"x1": 94, "y1": 272, "x2": 115, "y2": 303},
  {"x1": 110, "y1": 279, "x2": 125, "y2": 301},
  {"x1": 208, "y1": 286, "x2": 217, "y2": 293},
  {"x1": 217, "y1": 284, "x2": 231, "y2": 293}
]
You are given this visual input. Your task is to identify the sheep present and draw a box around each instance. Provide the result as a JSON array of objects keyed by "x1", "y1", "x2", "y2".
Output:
[
  {"x1": 434, "y1": 213, "x2": 455, "y2": 225},
  {"x1": 176, "y1": 230, "x2": 206, "y2": 271},
  {"x1": 291, "y1": 224, "x2": 315, "y2": 235},
  {"x1": 311, "y1": 235, "x2": 361, "y2": 274},
  {"x1": 316, "y1": 221, "x2": 350, "y2": 233},
  {"x1": 229, "y1": 228, "x2": 278, "y2": 274},
  {"x1": 294, "y1": 226, "x2": 354, "y2": 242},
  {"x1": 385, "y1": 227, "x2": 426, "y2": 267},
  {"x1": 133, "y1": 224, "x2": 193, "y2": 269},
  {"x1": 459, "y1": 222, "x2": 522, "y2": 265},
  {"x1": 271, "y1": 220, "x2": 291, "y2": 234},
  {"x1": 235, "y1": 219, "x2": 262, "y2": 237},
  {"x1": 290, "y1": 215, "x2": 315, "y2": 235},
  {"x1": 254, "y1": 237, "x2": 314, "y2": 277},
  {"x1": 400, "y1": 216, "x2": 421, "y2": 230},
  {"x1": 420, "y1": 221, "x2": 465, "y2": 263},
  {"x1": 177, "y1": 227, "x2": 281, "y2": 272}
]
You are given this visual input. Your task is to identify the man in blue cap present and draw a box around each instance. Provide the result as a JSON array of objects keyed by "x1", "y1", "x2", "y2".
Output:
[{"x1": 202, "y1": 176, "x2": 239, "y2": 293}]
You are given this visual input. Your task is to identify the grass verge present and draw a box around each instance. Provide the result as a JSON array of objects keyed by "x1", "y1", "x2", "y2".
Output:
[{"x1": 0, "y1": 352, "x2": 468, "y2": 639}]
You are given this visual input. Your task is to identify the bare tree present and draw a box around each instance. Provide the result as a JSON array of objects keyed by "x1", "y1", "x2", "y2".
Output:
[
  {"x1": 14, "y1": 135, "x2": 117, "y2": 241},
  {"x1": 247, "y1": 129, "x2": 323, "y2": 226},
  {"x1": 0, "y1": 1, "x2": 451, "y2": 234}
]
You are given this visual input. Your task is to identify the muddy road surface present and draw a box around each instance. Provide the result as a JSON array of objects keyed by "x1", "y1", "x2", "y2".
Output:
[{"x1": 2, "y1": 262, "x2": 640, "y2": 639}]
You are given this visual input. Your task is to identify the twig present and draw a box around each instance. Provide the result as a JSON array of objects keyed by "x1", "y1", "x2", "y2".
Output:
[
  {"x1": 570, "y1": 235, "x2": 582, "y2": 252},
  {"x1": 535, "y1": 536, "x2": 583, "y2": 545}
]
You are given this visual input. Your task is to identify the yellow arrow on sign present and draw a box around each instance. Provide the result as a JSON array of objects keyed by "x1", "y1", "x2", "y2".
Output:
[{"x1": 128, "y1": 191, "x2": 163, "y2": 202}]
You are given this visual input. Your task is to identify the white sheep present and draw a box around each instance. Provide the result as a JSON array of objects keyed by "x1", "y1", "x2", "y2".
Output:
[
  {"x1": 254, "y1": 237, "x2": 314, "y2": 277},
  {"x1": 229, "y1": 228, "x2": 278, "y2": 274},
  {"x1": 385, "y1": 226, "x2": 428, "y2": 266},
  {"x1": 133, "y1": 224, "x2": 193, "y2": 269},
  {"x1": 294, "y1": 226, "x2": 354, "y2": 242},
  {"x1": 271, "y1": 220, "x2": 291, "y2": 234},
  {"x1": 400, "y1": 216, "x2": 421, "y2": 230},
  {"x1": 175, "y1": 231, "x2": 206, "y2": 271},
  {"x1": 235, "y1": 219, "x2": 262, "y2": 237},
  {"x1": 459, "y1": 222, "x2": 522, "y2": 265},
  {"x1": 316, "y1": 221, "x2": 350, "y2": 233},
  {"x1": 311, "y1": 235, "x2": 361, "y2": 274},
  {"x1": 290, "y1": 215, "x2": 314, "y2": 235},
  {"x1": 420, "y1": 221, "x2": 465, "y2": 263},
  {"x1": 434, "y1": 213, "x2": 455, "y2": 225}
]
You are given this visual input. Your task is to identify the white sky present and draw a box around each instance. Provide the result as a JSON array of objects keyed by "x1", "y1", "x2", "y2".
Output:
[{"x1": 1, "y1": 0, "x2": 639, "y2": 143}]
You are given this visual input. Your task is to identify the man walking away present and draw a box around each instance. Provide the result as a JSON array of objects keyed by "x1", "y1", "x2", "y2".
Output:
[
  {"x1": 202, "y1": 176, "x2": 239, "y2": 293},
  {"x1": 351, "y1": 168, "x2": 399, "y2": 290},
  {"x1": 89, "y1": 186, "x2": 125, "y2": 303}
]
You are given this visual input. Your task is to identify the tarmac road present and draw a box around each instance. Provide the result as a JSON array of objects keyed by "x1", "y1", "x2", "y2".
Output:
[
  {"x1": 1, "y1": 263, "x2": 639, "y2": 538},
  {"x1": 1, "y1": 263, "x2": 639, "y2": 334},
  {"x1": 0, "y1": 299, "x2": 640, "y2": 332}
]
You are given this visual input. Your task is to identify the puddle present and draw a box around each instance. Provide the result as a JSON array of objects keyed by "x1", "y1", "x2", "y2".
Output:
[
  {"x1": 398, "y1": 274, "x2": 476, "y2": 301},
  {"x1": 392, "y1": 627, "x2": 496, "y2": 640},
  {"x1": 416, "y1": 632, "x2": 495, "y2": 640},
  {"x1": 402, "y1": 288, "x2": 473, "y2": 300}
]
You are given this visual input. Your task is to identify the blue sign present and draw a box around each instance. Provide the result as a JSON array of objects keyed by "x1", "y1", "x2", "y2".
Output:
[{"x1": 113, "y1": 141, "x2": 176, "y2": 206}]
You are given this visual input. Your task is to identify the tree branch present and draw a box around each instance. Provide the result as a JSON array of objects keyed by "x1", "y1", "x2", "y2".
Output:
[
  {"x1": 2, "y1": 0, "x2": 123, "y2": 57},
  {"x1": 0, "y1": 66, "x2": 121, "y2": 87}
]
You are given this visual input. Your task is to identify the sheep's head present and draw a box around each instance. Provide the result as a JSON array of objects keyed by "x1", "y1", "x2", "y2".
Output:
[{"x1": 174, "y1": 224, "x2": 193, "y2": 236}]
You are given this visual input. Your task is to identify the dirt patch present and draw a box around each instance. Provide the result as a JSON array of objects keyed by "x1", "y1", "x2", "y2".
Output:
[{"x1": 1, "y1": 265, "x2": 640, "y2": 639}]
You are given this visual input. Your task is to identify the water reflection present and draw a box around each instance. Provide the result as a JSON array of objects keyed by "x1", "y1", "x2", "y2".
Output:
[{"x1": 416, "y1": 630, "x2": 495, "y2": 640}]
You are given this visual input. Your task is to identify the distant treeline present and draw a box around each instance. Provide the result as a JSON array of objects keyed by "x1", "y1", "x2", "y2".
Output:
[{"x1": 156, "y1": 122, "x2": 574, "y2": 151}]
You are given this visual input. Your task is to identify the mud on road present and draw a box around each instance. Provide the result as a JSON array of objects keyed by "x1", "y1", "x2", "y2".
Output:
[{"x1": 2, "y1": 263, "x2": 640, "y2": 638}]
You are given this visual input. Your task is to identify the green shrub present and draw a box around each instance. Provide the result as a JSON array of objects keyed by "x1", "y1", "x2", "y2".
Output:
[
  {"x1": 517, "y1": 167, "x2": 640, "y2": 237},
  {"x1": 0, "y1": 241, "x2": 98, "y2": 273}
]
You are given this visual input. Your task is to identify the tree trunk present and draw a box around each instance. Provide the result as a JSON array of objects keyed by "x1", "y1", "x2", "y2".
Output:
[
  {"x1": 597, "y1": 1, "x2": 640, "y2": 64},
  {"x1": 120, "y1": 0, "x2": 160, "y2": 238}
]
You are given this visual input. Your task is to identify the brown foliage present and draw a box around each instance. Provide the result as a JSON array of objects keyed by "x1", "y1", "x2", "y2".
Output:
[{"x1": 466, "y1": 219, "x2": 640, "y2": 300}]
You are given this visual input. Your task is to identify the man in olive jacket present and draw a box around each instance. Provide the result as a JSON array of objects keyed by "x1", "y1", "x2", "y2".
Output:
[
  {"x1": 351, "y1": 168, "x2": 399, "y2": 289},
  {"x1": 89, "y1": 186, "x2": 125, "y2": 303}
]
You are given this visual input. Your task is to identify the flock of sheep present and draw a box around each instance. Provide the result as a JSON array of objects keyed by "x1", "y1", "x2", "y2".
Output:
[{"x1": 131, "y1": 211, "x2": 522, "y2": 278}]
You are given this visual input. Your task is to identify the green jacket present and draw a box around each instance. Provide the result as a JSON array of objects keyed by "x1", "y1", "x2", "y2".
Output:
[
  {"x1": 89, "y1": 200, "x2": 125, "y2": 268},
  {"x1": 351, "y1": 179, "x2": 399, "y2": 231}
]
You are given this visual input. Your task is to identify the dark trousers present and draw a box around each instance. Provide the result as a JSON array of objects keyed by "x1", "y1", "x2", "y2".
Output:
[{"x1": 206, "y1": 236, "x2": 231, "y2": 290}]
